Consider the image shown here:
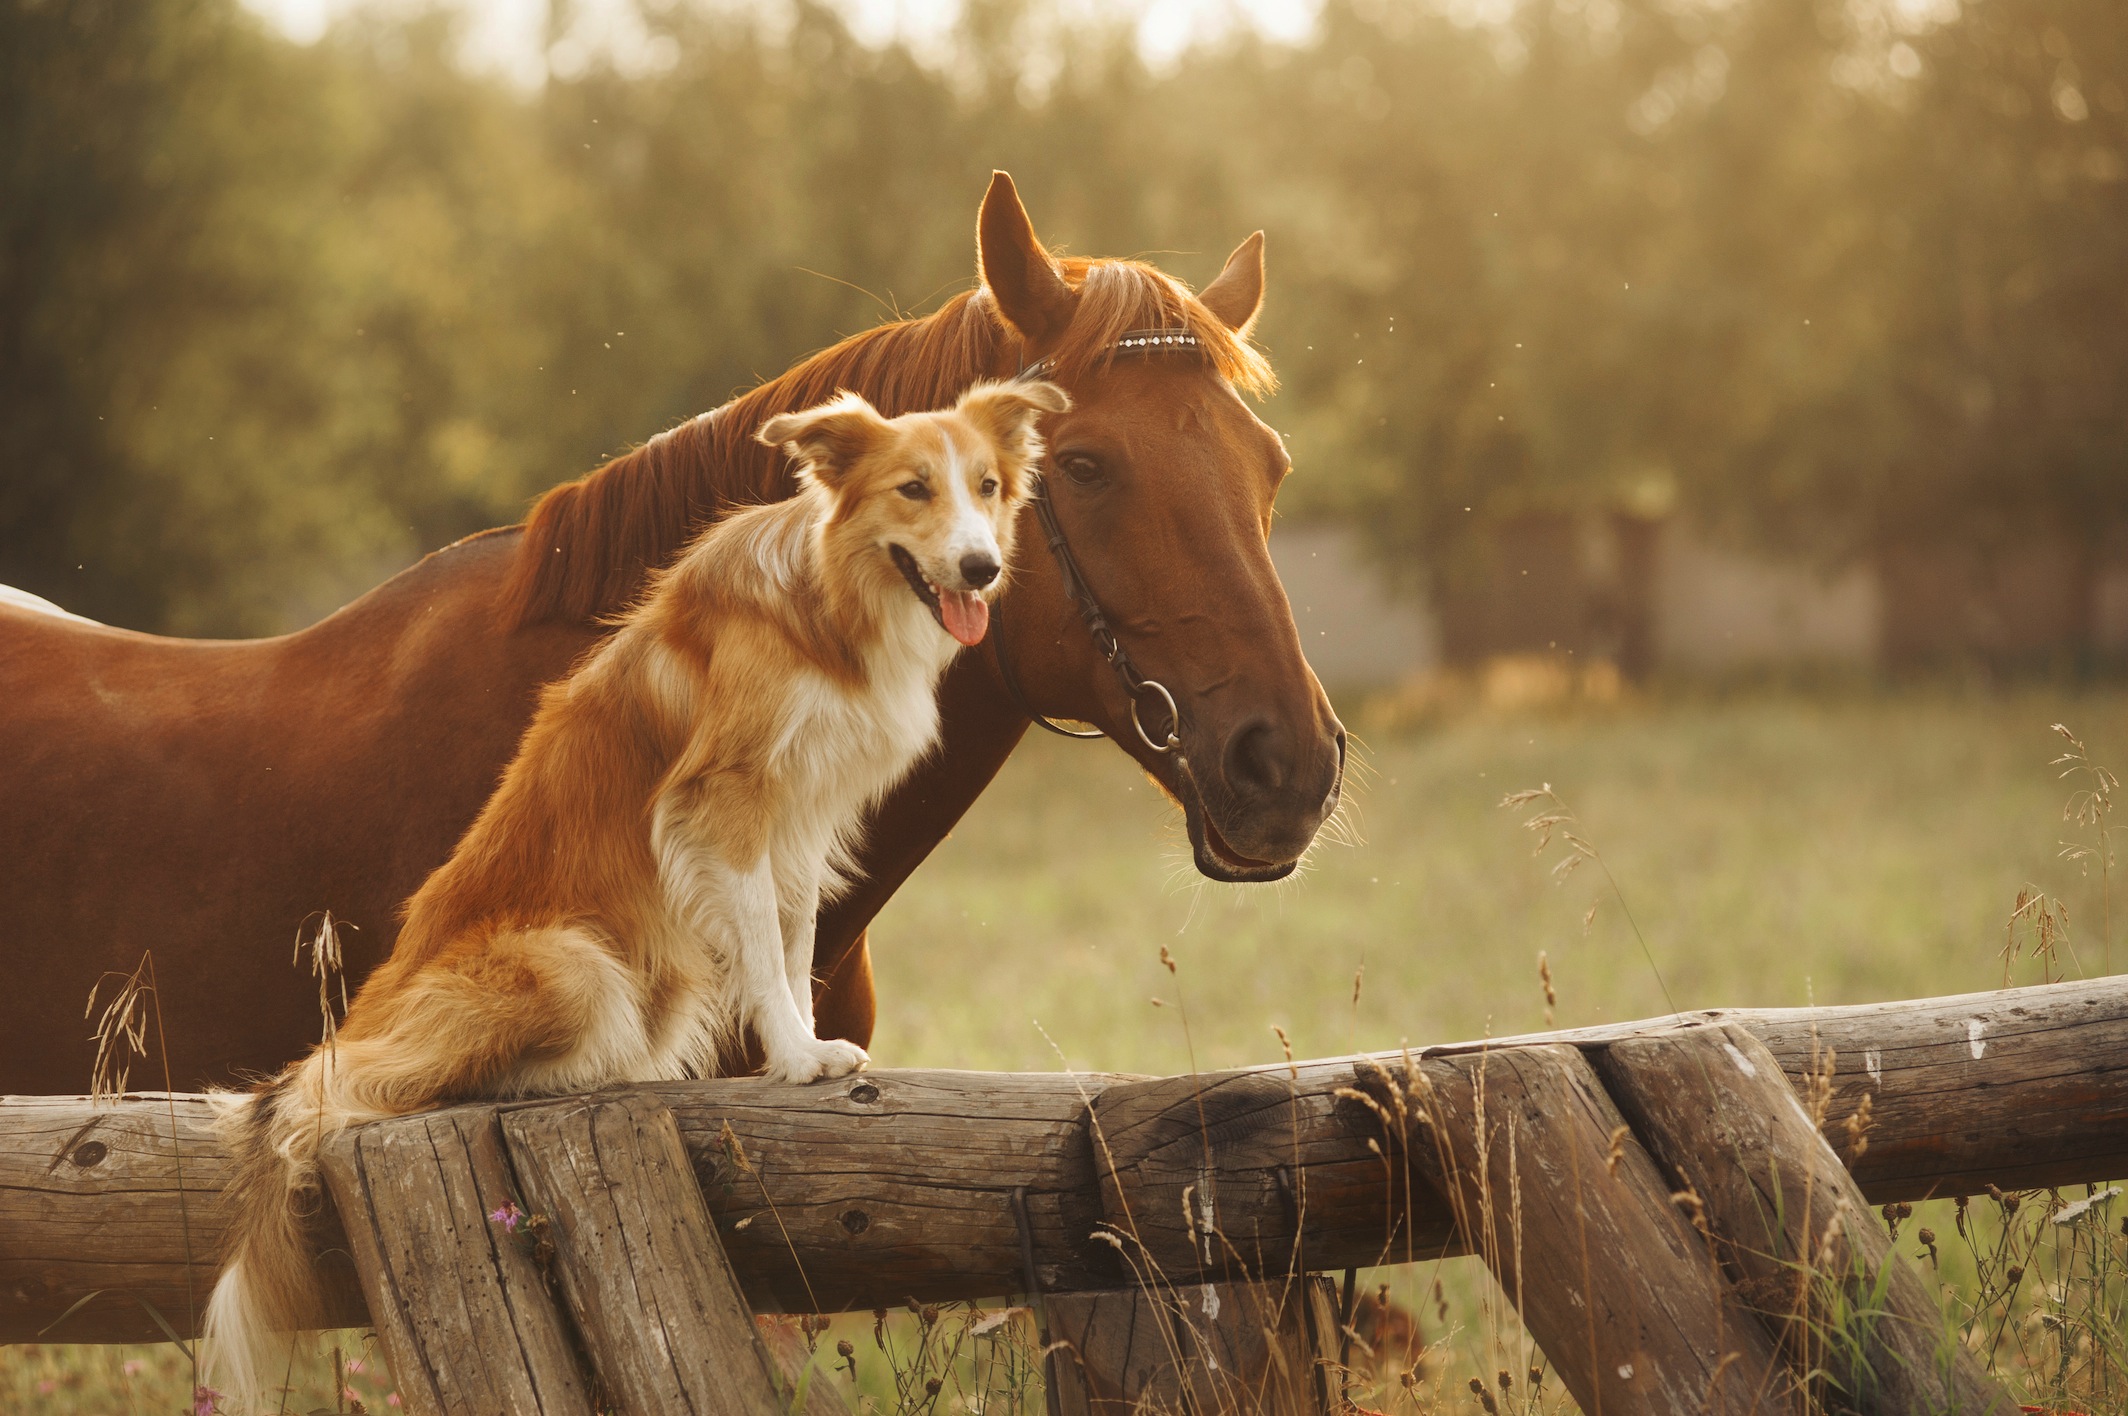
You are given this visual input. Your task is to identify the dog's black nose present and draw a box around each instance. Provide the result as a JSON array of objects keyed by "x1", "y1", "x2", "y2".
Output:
[{"x1": 959, "y1": 554, "x2": 1000, "y2": 589}]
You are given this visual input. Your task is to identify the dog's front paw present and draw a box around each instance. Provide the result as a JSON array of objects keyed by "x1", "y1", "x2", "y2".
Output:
[{"x1": 762, "y1": 1037, "x2": 870, "y2": 1085}]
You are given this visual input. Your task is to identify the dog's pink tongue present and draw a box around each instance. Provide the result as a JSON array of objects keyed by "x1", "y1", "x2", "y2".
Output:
[{"x1": 939, "y1": 589, "x2": 989, "y2": 646}]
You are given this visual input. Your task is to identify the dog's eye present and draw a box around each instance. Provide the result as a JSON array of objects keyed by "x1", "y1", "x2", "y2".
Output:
[
  {"x1": 979, "y1": 478, "x2": 999, "y2": 498},
  {"x1": 898, "y1": 480, "x2": 931, "y2": 501}
]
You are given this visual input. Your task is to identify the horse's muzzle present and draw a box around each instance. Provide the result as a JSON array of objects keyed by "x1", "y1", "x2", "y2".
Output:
[{"x1": 1180, "y1": 726, "x2": 1346, "y2": 882}]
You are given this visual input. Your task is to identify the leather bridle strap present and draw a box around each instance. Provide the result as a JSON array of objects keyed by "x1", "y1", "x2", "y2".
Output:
[
  {"x1": 996, "y1": 478, "x2": 1182, "y2": 753},
  {"x1": 993, "y1": 329, "x2": 1198, "y2": 753}
]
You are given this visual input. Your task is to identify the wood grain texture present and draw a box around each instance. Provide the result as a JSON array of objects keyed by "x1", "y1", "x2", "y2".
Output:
[
  {"x1": 1358, "y1": 1046, "x2": 1797, "y2": 1416},
  {"x1": 650, "y1": 1069, "x2": 1133, "y2": 1310},
  {"x1": 316, "y1": 1105, "x2": 593, "y2": 1416},
  {"x1": 1089, "y1": 1059, "x2": 1457, "y2": 1287},
  {"x1": 0, "y1": 1093, "x2": 368, "y2": 1343},
  {"x1": 1598, "y1": 1025, "x2": 2017, "y2": 1416},
  {"x1": 1047, "y1": 1278, "x2": 1336, "y2": 1416},
  {"x1": 7, "y1": 974, "x2": 2125, "y2": 1343},
  {"x1": 500, "y1": 1091, "x2": 787, "y2": 1416},
  {"x1": 1448, "y1": 977, "x2": 2128, "y2": 1200}
]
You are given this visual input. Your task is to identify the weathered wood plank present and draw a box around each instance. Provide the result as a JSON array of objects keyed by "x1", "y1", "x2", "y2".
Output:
[
  {"x1": 7, "y1": 976, "x2": 2126, "y2": 1344},
  {"x1": 1047, "y1": 1278, "x2": 1336, "y2": 1416},
  {"x1": 1450, "y1": 977, "x2": 2128, "y2": 1199},
  {"x1": 1088, "y1": 1060, "x2": 1456, "y2": 1287},
  {"x1": 0, "y1": 1093, "x2": 368, "y2": 1343},
  {"x1": 1598, "y1": 1025, "x2": 2017, "y2": 1416},
  {"x1": 650, "y1": 1070, "x2": 1131, "y2": 1311},
  {"x1": 500, "y1": 1091, "x2": 787, "y2": 1416},
  {"x1": 316, "y1": 1106, "x2": 593, "y2": 1416},
  {"x1": 0, "y1": 1070, "x2": 1124, "y2": 1341}
]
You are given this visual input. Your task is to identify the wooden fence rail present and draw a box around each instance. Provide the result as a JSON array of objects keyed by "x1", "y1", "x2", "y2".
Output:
[{"x1": 5, "y1": 974, "x2": 2126, "y2": 1350}]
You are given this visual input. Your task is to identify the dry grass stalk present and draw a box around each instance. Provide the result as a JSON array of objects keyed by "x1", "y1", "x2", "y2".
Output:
[
  {"x1": 86, "y1": 957, "x2": 152, "y2": 1104},
  {"x1": 84, "y1": 951, "x2": 206, "y2": 1407},
  {"x1": 2053, "y1": 722, "x2": 2118, "y2": 975},
  {"x1": 2004, "y1": 886, "x2": 2073, "y2": 987}
]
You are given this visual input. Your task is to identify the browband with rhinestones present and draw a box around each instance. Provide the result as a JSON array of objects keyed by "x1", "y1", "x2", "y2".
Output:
[
  {"x1": 1113, "y1": 328, "x2": 1202, "y2": 352},
  {"x1": 1020, "y1": 328, "x2": 1201, "y2": 380}
]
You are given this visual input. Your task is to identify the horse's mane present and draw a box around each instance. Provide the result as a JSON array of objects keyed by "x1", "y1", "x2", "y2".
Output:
[{"x1": 501, "y1": 257, "x2": 1276, "y2": 627}]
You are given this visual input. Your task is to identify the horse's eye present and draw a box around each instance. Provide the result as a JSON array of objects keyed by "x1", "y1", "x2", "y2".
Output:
[
  {"x1": 898, "y1": 480, "x2": 931, "y2": 501},
  {"x1": 1057, "y1": 453, "x2": 1103, "y2": 485},
  {"x1": 979, "y1": 478, "x2": 999, "y2": 498}
]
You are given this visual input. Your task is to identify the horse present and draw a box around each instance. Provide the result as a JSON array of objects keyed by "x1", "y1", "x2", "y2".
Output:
[{"x1": 0, "y1": 172, "x2": 1345, "y2": 1095}]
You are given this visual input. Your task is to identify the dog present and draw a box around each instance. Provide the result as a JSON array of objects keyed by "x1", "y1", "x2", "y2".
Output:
[{"x1": 202, "y1": 377, "x2": 1068, "y2": 1410}]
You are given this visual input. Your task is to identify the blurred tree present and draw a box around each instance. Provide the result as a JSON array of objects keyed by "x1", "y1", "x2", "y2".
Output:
[{"x1": 1, "y1": 0, "x2": 2121, "y2": 649}]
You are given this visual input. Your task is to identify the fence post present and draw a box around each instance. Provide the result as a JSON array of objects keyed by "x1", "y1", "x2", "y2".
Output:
[
  {"x1": 499, "y1": 1090, "x2": 792, "y2": 1416},
  {"x1": 1597, "y1": 1024, "x2": 2019, "y2": 1416},
  {"x1": 315, "y1": 1105, "x2": 593, "y2": 1416},
  {"x1": 1047, "y1": 1277, "x2": 1337, "y2": 1416},
  {"x1": 1353, "y1": 1045, "x2": 1798, "y2": 1416}
]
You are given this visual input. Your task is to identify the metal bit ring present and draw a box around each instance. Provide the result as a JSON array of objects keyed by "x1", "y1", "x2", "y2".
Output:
[{"x1": 1131, "y1": 679, "x2": 1181, "y2": 754}]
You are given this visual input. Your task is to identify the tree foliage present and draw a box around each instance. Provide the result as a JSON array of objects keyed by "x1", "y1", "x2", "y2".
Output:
[{"x1": 1, "y1": 0, "x2": 2121, "y2": 634}]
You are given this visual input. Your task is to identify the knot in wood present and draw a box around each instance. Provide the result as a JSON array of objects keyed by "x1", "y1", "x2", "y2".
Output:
[
  {"x1": 848, "y1": 1082, "x2": 881, "y2": 1106},
  {"x1": 70, "y1": 1141, "x2": 107, "y2": 1169},
  {"x1": 840, "y1": 1208, "x2": 871, "y2": 1235}
]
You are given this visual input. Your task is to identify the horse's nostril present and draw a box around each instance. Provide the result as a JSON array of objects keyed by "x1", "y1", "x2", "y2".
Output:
[
  {"x1": 959, "y1": 554, "x2": 1000, "y2": 589},
  {"x1": 1223, "y1": 719, "x2": 1288, "y2": 796}
]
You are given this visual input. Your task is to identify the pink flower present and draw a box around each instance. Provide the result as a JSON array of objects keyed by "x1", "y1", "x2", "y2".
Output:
[
  {"x1": 38, "y1": 1380, "x2": 55, "y2": 1395},
  {"x1": 488, "y1": 1201, "x2": 524, "y2": 1233},
  {"x1": 193, "y1": 1385, "x2": 223, "y2": 1416},
  {"x1": 347, "y1": 1358, "x2": 365, "y2": 1374},
  {"x1": 122, "y1": 1359, "x2": 143, "y2": 1375},
  {"x1": 388, "y1": 1395, "x2": 403, "y2": 1408}
]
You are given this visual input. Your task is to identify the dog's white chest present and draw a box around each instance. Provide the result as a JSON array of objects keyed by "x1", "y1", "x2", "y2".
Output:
[{"x1": 783, "y1": 656, "x2": 941, "y2": 803}]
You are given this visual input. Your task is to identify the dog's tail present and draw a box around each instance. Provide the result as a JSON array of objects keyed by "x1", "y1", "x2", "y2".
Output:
[{"x1": 202, "y1": 1050, "x2": 362, "y2": 1412}]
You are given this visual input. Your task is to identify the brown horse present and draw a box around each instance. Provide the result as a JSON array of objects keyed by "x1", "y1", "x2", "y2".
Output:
[{"x1": 0, "y1": 174, "x2": 1344, "y2": 1095}]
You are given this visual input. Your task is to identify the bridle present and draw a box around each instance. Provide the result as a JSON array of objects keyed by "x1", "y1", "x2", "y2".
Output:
[{"x1": 991, "y1": 329, "x2": 1203, "y2": 757}]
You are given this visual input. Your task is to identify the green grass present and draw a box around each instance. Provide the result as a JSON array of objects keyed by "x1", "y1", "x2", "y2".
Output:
[
  {"x1": 870, "y1": 682, "x2": 2124, "y2": 1076},
  {"x1": 8, "y1": 682, "x2": 2124, "y2": 1413}
]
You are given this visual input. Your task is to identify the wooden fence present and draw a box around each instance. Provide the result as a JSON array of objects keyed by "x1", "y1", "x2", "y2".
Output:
[{"x1": 6, "y1": 976, "x2": 2127, "y2": 1414}]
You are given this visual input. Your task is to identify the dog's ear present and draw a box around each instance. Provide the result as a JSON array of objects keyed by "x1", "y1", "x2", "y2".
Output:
[
  {"x1": 758, "y1": 392, "x2": 891, "y2": 489},
  {"x1": 957, "y1": 379, "x2": 1070, "y2": 435},
  {"x1": 955, "y1": 380, "x2": 1070, "y2": 487},
  {"x1": 961, "y1": 374, "x2": 1072, "y2": 481}
]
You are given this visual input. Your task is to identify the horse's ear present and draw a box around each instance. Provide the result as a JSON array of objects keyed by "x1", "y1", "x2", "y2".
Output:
[
  {"x1": 1199, "y1": 231, "x2": 1265, "y2": 334},
  {"x1": 978, "y1": 172, "x2": 1076, "y2": 346},
  {"x1": 758, "y1": 392, "x2": 890, "y2": 489}
]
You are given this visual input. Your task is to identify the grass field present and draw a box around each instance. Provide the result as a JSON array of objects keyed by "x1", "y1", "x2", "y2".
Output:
[
  {"x1": 871, "y1": 681, "x2": 2125, "y2": 1075},
  {"x1": 8, "y1": 681, "x2": 2125, "y2": 1413}
]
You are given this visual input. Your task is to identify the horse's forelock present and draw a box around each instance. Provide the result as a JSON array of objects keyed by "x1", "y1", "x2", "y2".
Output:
[{"x1": 1047, "y1": 259, "x2": 1277, "y2": 397}]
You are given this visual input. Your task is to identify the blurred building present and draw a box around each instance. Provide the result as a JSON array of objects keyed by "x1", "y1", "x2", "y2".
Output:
[
  {"x1": 1270, "y1": 519, "x2": 2128, "y2": 690},
  {"x1": 1269, "y1": 524, "x2": 1439, "y2": 688}
]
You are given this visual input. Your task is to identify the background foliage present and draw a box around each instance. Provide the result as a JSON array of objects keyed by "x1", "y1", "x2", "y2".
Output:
[{"x1": 2, "y1": 0, "x2": 2124, "y2": 634}]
